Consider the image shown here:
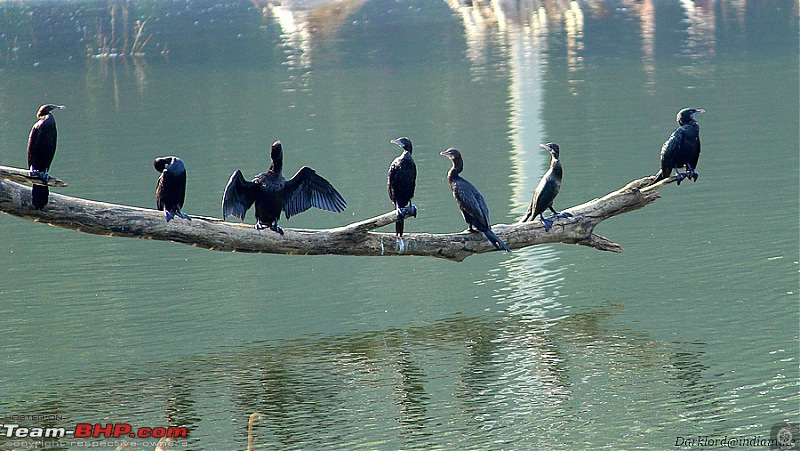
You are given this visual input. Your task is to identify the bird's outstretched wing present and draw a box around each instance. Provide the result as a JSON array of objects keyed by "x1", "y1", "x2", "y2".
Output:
[
  {"x1": 283, "y1": 166, "x2": 347, "y2": 219},
  {"x1": 222, "y1": 170, "x2": 259, "y2": 220}
]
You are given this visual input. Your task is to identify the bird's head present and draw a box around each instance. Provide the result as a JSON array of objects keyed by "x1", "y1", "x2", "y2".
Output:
[
  {"x1": 677, "y1": 108, "x2": 704, "y2": 125},
  {"x1": 154, "y1": 156, "x2": 183, "y2": 173},
  {"x1": 540, "y1": 142, "x2": 560, "y2": 159},
  {"x1": 270, "y1": 140, "x2": 283, "y2": 160},
  {"x1": 390, "y1": 137, "x2": 413, "y2": 154},
  {"x1": 37, "y1": 104, "x2": 65, "y2": 118},
  {"x1": 439, "y1": 148, "x2": 462, "y2": 161}
]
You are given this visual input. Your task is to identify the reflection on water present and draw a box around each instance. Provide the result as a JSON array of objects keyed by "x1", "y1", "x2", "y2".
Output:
[
  {"x1": 0, "y1": 307, "x2": 720, "y2": 450},
  {"x1": 255, "y1": 0, "x2": 368, "y2": 90}
]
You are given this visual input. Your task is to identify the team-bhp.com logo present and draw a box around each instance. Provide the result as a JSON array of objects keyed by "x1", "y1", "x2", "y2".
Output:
[{"x1": 0, "y1": 423, "x2": 188, "y2": 440}]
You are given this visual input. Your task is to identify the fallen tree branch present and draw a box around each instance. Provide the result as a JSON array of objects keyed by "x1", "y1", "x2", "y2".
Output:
[{"x1": 0, "y1": 169, "x2": 673, "y2": 262}]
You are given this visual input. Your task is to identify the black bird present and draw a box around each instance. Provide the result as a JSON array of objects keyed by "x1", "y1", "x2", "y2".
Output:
[
  {"x1": 388, "y1": 137, "x2": 417, "y2": 238},
  {"x1": 27, "y1": 104, "x2": 65, "y2": 209},
  {"x1": 154, "y1": 156, "x2": 191, "y2": 222},
  {"x1": 653, "y1": 108, "x2": 704, "y2": 185},
  {"x1": 521, "y1": 142, "x2": 571, "y2": 231},
  {"x1": 222, "y1": 141, "x2": 347, "y2": 234},
  {"x1": 440, "y1": 148, "x2": 510, "y2": 252}
]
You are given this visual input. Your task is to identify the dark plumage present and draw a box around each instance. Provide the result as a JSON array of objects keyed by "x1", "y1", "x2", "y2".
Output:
[
  {"x1": 653, "y1": 108, "x2": 704, "y2": 185},
  {"x1": 222, "y1": 141, "x2": 347, "y2": 234},
  {"x1": 27, "y1": 104, "x2": 65, "y2": 209},
  {"x1": 440, "y1": 148, "x2": 510, "y2": 252},
  {"x1": 155, "y1": 156, "x2": 191, "y2": 222},
  {"x1": 521, "y1": 142, "x2": 571, "y2": 231},
  {"x1": 388, "y1": 137, "x2": 417, "y2": 238}
]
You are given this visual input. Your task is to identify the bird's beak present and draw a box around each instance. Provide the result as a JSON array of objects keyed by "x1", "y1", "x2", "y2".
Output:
[
  {"x1": 539, "y1": 143, "x2": 555, "y2": 155},
  {"x1": 692, "y1": 109, "x2": 705, "y2": 116},
  {"x1": 439, "y1": 150, "x2": 450, "y2": 157},
  {"x1": 54, "y1": 105, "x2": 66, "y2": 110},
  {"x1": 390, "y1": 139, "x2": 401, "y2": 146}
]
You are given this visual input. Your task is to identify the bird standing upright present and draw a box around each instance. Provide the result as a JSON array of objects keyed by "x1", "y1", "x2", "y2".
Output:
[
  {"x1": 388, "y1": 137, "x2": 417, "y2": 238},
  {"x1": 521, "y1": 142, "x2": 571, "y2": 231},
  {"x1": 27, "y1": 104, "x2": 65, "y2": 209},
  {"x1": 653, "y1": 108, "x2": 704, "y2": 185},
  {"x1": 440, "y1": 148, "x2": 510, "y2": 252},
  {"x1": 222, "y1": 141, "x2": 347, "y2": 234},
  {"x1": 154, "y1": 156, "x2": 191, "y2": 222}
]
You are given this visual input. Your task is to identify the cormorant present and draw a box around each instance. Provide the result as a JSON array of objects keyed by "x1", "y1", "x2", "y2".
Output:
[
  {"x1": 27, "y1": 104, "x2": 65, "y2": 209},
  {"x1": 440, "y1": 148, "x2": 510, "y2": 252},
  {"x1": 388, "y1": 137, "x2": 417, "y2": 238},
  {"x1": 653, "y1": 108, "x2": 704, "y2": 185},
  {"x1": 521, "y1": 142, "x2": 571, "y2": 231},
  {"x1": 154, "y1": 156, "x2": 191, "y2": 222},
  {"x1": 222, "y1": 141, "x2": 347, "y2": 234}
]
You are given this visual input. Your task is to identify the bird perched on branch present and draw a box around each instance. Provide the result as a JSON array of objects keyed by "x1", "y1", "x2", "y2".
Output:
[
  {"x1": 388, "y1": 137, "x2": 417, "y2": 238},
  {"x1": 27, "y1": 104, "x2": 65, "y2": 209},
  {"x1": 653, "y1": 108, "x2": 704, "y2": 185},
  {"x1": 440, "y1": 148, "x2": 510, "y2": 252},
  {"x1": 222, "y1": 141, "x2": 347, "y2": 234},
  {"x1": 521, "y1": 142, "x2": 571, "y2": 231},
  {"x1": 154, "y1": 156, "x2": 191, "y2": 222}
]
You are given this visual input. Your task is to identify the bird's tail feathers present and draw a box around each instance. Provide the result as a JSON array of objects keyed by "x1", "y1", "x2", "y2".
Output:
[
  {"x1": 484, "y1": 229, "x2": 511, "y2": 252},
  {"x1": 395, "y1": 219, "x2": 404, "y2": 237},
  {"x1": 31, "y1": 185, "x2": 49, "y2": 210}
]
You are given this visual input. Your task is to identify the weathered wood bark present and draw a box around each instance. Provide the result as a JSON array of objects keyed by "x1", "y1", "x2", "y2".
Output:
[
  {"x1": 0, "y1": 166, "x2": 675, "y2": 262},
  {"x1": 0, "y1": 165, "x2": 68, "y2": 187}
]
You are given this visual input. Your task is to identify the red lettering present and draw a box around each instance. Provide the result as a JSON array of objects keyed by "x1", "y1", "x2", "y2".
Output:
[
  {"x1": 167, "y1": 427, "x2": 188, "y2": 438},
  {"x1": 113, "y1": 424, "x2": 131, "y2": 437},
  {"x1": 73, "y1": 423, "x2": 92, "y2": 438},
  {"x1": 95, "y1": 423, "x2": 113, "y2": 437}
]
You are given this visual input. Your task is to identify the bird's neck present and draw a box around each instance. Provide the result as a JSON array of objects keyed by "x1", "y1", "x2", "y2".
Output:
[
  {"x1": 269, "y1": 157, "x2": 283, "y2": 174},
  {"x1": 448, "y1": 158, "x2": 463, "y2": 181}
]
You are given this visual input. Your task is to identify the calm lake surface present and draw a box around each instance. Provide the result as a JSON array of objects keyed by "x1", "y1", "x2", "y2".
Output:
[{"x1": 0, "y1": 1, "x2": 797, "y2": 449}]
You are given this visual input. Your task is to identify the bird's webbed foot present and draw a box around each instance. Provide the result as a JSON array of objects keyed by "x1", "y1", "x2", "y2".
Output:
[
  {"x1": 687, "y1": 167, "x2": 699, "y2": 182},
  {"x1": 397, "y1": 205, "x2": 417, "y2": 219},
  {"x1": 539, "y1": 214, "x2": 553, "y2": 232},
  {"x1": 675, "y1": 172, "x2": 687, "y2": 185},
  {"x1": 270, "y1": 223, "x2": 285, "y2": 235},
  {"x1": 549, "y1": 207, "x2": 572, "y2": 219},
  {"x1": 29, "y1": 168, "x2": 50, "y2": 184},
  {"x1": 176, "y1": 212, "x2": 192, "y2": 221},
  {"x1": 164, "y1": 211, "x2": 175, "y2": 223},
  {"x1": 255, "y1": 221, "x2": 284, "y2": 235}
]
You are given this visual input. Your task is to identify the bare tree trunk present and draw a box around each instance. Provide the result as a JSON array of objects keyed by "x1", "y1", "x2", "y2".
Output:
[{"x1": 0, "y1": 165, "x2": 673, "y2": 262}]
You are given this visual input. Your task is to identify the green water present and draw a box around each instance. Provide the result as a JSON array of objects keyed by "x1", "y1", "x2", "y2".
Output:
[{"x1": 0, "y1": 1, "x2": 797, "y2": 449}]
